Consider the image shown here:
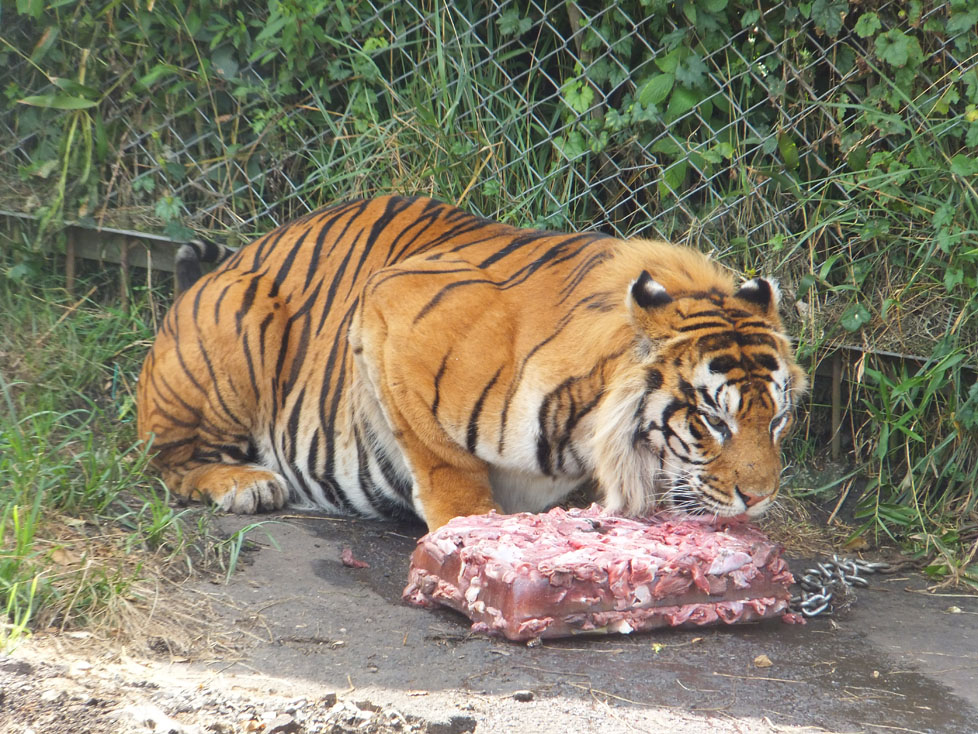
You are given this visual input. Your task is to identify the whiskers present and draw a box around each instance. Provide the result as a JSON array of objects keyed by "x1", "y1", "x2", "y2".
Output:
[{"x1": 651, "y1": 467, "x2": 722, "y2": 523}]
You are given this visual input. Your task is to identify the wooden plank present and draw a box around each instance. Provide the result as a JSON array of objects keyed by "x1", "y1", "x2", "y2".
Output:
[{"x1": 0, "y1": 209, "x2": 182, "y2": 273}]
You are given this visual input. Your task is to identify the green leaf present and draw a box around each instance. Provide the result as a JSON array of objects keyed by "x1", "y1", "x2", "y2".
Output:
[
  {"x1": 875, "y1": 29, "x2": 923, "y2": 68},
  {"x1": 840, "y1": 303, "x2": 871, "y2": 332},
  {"x1": 847, "y1": 145, "x2": 868, "y2": 171},
  {"x1": 778, "y1": 134, "x2": 799, "y2": 170},
  {"x1": 701, "y1": 0, "x2": 728, "y2": 11},
  {"x1": 854, "y1": 12, "x2": 882, "y2": 38},
  {"x1": 811, "y1": 0, "x2": 847, "y2": 37},
  {"x1": 637, "y1": 73, "x2": 674, "y2": 106},
  {"x1": 555, "y1": 131, "x2": 586, "y2": 160},
  {"x1": 51, "y1": 77, "x2": 99, "y2": 100},
  {"x1": 713, "y1": 141, "x2": 735, "y2": 160},
  {"x1": 651, "y1": 137, "x2": 683, "y2": 157},
  {"x1": 741, "y1": 10, "x2": 761, "y2": 28},
  {"x1": 665, "y1": 87, "x2": 699, "y2": 121},
  {"x1": 211, "y1": 46, "x2": 239, "y2": 79},
  {"x1": 947, "y1": 7, "x2": 978, "y2": 36},
  {"x1": 797, "y1": 273, "x2": 817, "y2": 296},
  {"x1": 950, "y1": 154, "x2": 978, "y2": 177},
  {"x1": 155, "y1": 195, "x2": 184, "y2": 222},
  {"x1": 136, "y1": 63, "x2": 179, "y2": 90},
  {"x1": 25, "y1": 159, "x2": 58, "y2": 179},
  {"x1": 654, "y1": 48, "x2": 683, "y2": 75},
  {"x1": 18, "y1": 94, "x2": 97, "y2": 109},
  {"x1": 6, "y1": 263, "x2": 35, "y2": 282},
  {"x1": 30, "y1": 26, "x2": 59, "y2": 62},
  {"x1": 675, "y1": 53, "x2": 708, "y2": 89},
  {"x1": 497, "y1": 9, "x2": 533, "y2": 36},
  {"x1": 16, "y1": 0, "x2": 44, "y2": 19},
  {"x1": 658, "y1": 159, "x2": 689, "y2": 200},
  {"x1": 562, "y1": 78, "x2": 594, "y2": 115}
]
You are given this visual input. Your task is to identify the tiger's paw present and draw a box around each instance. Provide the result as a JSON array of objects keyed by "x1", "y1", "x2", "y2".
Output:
[{"x1": 181, "y1": 464, "x2": 289, "y2": 513}]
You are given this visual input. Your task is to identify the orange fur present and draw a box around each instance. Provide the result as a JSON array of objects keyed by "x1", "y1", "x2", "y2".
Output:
[{"x1": 138, "y1": 196, "x2": 806, "y2": 529}]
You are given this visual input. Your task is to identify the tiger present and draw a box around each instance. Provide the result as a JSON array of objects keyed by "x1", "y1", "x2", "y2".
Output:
[{"x1": 137, "y1": 195, "x2": 807, "y2": 531}]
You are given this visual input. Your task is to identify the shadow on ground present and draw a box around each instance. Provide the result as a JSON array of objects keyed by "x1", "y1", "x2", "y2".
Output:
[{"x1": 188, "y1": 511, "x2": 978, "y2": 734}]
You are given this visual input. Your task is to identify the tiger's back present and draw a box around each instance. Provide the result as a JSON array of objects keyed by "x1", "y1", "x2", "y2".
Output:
[{"x1": 138, "y1": 195, "x2": 806, "y2": 529}]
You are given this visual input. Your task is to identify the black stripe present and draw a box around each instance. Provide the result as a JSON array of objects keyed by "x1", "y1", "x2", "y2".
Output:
[
  {"x1": 154, "y1": 370, "x2": 202, "y2": 418},
  {"x1": 276, "y1": 278, "x2": 324, "y2": 389},
  {"x1": 286, "y1": 387, "x2": 307, "y2": 452},
  {"x1": 257, "y1": 312, "x2": 276, "y2": 368},
  {"x1": 314, "y1": 229, "x2": 360, "y2": 336},
  {"x1": 304, "y1": 202, "x2": 367, "y2": 292},
  {"x1": 196, "y1": 337, "x2": 247, "y2": 426},
  {"x1": 477, "y1": 232, "x2": 549, "y2": 268},
  {"x1": 558, "y1": 249, "x2": 612, "y2": 304},
  {"x1": 319, "y1": 303, "x2": 360, "y2": 514},
  {"x1": 150, "y1": 436, "x2": 196, "y2": 452},
  {"x1": 241, "y1": 332, "x2": 260, "y2": 400},
  {"x1": 467, "y1": 368, "x2": 502, "y2": 453},
  {"x1": 431, "y1": 353, "x2": 450, "y2": 418},
  {"x1": 269, "y1": 227, "x2": 310, "y2": 298},
  {"x1": 361, "y1": 421, "x2": 413, "y2": 503},
  {"x1": 367, "y1": 266, "x2": 475, "y2": 294},
  {"x1": 234, "y1": 276, "x2": 261, "y2": 335},
  {"x1": 497, "y1": 299, "x2": 613, "y2": 452},
  {"x1": 678, "y1": 321, "x2": 732, "y2": 332},
  {"x1": 414, "y1": 278, "x2": 495, "y2": 324}
]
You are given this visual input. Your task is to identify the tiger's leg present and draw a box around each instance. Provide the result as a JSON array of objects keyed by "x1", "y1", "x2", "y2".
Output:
[
  {"x1": 351, "y1": 290, "x2": 501, "y2": 530},
  {"x1": 137, "y1": 280, "x2": 290, "y2": 513},
  {"x1": 393, "y1": 423, "x2": 501, "y2": 530}
]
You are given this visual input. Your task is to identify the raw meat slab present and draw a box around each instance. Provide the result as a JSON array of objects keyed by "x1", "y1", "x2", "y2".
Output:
[{"x1": 402, "y1": 504, "x2": 796, "y2": 641}]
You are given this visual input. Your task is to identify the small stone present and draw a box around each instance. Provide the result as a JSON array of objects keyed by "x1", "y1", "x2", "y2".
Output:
[
  {"x1": 70, "y1": 660, "x2": 92, "y2": 673},
  {"x1": 0, "y1": 659, "x2": 34, "y2": 675},
  {"x1": 114, "y1": 703, "x2": 190, "y2": 734},
  {"x1": 40, "y1": 689, "x2": 65, "y2": 703},
  {"x1": 512, "y1": 689, "x2": 535, "y2": 702},
  {"x1": 266, "y1": 713, "x2": 302, "y2": 734},
  {"x1": 319, "y1": 693, "x2": 338, "y2": 708},
  {"x1": 427, "y1": 715, "x2": 477, "y2": 734},
  {"x1": 753, "y1": 654, "x2": 773, "y2": 668}
]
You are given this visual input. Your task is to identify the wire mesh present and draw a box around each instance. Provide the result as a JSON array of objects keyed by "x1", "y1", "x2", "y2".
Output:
[{"x1": 1, "y1": 1, "x2": 975, "y2": 256}]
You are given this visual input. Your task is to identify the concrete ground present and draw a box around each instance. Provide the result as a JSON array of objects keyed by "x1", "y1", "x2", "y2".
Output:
[{"x1": 187, "y1": 511, "x2": 978, "y2": 734}]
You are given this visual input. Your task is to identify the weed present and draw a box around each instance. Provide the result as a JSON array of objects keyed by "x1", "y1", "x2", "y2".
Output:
[{"x1": 0, "y1": 268, "x2": 229, "y2": 648}]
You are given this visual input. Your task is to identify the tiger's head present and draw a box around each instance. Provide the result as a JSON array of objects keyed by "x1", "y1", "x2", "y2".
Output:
[{"x1": 593, "y1": 271, "x2": 807, "y2": 520}]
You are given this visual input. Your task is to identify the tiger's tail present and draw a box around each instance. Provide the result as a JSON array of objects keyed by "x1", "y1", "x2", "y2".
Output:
[{"x1": 175, "y1": 238, "x2": 235, "y2": 294}]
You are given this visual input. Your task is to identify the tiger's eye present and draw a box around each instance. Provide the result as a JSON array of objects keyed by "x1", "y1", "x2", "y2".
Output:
[{"x1": 701, "y1": 413, "x2": 724, "y2": 430}]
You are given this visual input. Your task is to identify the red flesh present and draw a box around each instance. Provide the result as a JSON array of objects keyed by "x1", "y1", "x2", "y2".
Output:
[{"x1": 403, "y1": 505, "x2": 796, "y2": 640}]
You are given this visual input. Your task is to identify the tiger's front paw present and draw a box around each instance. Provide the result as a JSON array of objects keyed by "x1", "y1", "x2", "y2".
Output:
[{"x1": 182, "y1": 464, "x2": 289, "y2": 513}]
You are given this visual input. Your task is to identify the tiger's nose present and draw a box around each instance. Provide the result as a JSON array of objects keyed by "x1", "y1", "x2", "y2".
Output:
[{"x1": 736, "y1": 487, "x2": 769, "y2": 507}]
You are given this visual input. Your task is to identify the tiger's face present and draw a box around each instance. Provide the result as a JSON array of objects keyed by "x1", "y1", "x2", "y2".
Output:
[{"x1": 625, "y1": 273, "x2": 807, "y2": 520}]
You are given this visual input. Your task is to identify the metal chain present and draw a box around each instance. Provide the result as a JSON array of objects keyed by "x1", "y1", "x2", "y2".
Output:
[{"x1": 790, "y1": 555, "x2": 892, "y2": 617}]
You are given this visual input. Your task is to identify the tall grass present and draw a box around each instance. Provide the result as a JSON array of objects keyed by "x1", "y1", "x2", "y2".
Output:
[
  {"x1": 0, "y1": 265, "x2": 266, "y2": 648},
  {"x1": 775, "y1": 90, "x2": 978, "y2": 586}
]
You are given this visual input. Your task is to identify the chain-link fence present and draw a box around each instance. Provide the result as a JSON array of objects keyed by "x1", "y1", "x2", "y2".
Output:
[{"x1": 1, "y1": 1, "x2": 975, "y2": 256}]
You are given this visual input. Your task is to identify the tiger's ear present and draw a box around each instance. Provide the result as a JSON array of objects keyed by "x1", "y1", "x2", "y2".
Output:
[
  {"x1": 630, "y1": 271, "x2": 673, "y2": 310},
  {"x1": 628, "y1": 271, "x2": 674, "y2": 344},
  {"x1": 734, "y1": 277, "x2": 780, "y2": 317}
]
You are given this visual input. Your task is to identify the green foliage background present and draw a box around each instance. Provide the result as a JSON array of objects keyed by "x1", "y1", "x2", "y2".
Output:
[{"x1": 2, "y1": 0, "x2": 977, "y2": 580}]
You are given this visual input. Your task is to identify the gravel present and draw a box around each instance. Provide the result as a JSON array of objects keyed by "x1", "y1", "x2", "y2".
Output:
[{"x1": 0, "y1": 650, "x2": 470, "y2": 734}]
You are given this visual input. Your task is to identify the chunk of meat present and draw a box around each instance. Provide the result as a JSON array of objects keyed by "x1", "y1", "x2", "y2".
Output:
[{"x1": 402, "y1": 504, "x2": 796, "y2": 640}]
